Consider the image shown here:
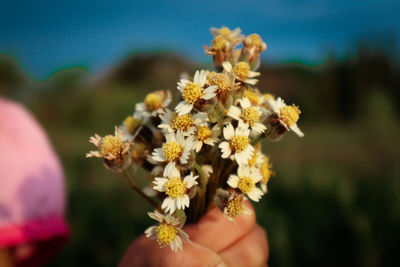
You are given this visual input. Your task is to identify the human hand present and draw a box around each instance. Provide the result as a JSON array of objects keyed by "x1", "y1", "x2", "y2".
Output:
[{"x1": 119, "y1": 202, "x2": 268, "y2": 267}]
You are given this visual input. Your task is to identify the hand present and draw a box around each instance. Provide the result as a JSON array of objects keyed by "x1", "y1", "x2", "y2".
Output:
[{"x1": 119, "y1": 202, "x2": 268, "y2": 267}]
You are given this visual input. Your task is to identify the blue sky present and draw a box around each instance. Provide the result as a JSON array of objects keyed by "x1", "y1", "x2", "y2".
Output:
[{"x1": 1, "y1": 0, "x2": 399, "y2": 79}]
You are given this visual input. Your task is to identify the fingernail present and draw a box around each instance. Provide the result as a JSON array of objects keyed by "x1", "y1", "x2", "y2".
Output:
[{"x1": 216, "y1": 262, "x2": 227, "y2": 267}]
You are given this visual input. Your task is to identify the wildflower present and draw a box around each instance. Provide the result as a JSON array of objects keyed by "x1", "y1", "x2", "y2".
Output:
[
  {"x1": 210, "y1": 26, "x2": 243, "y2": 44},
  {"x1": 259, "y1": 155, "x2": 273, "y2": 193},
  {"x1": 175, "y1": 70, "x2": 217, "y2": 115},
  {"x1": 266, "y1": 97, "x2": 304, "y2": 137},
  {"x1": 228, "y1": 97, "x2": 266, "y2": 136},
  {"x1": 158, "y1": 109, "x2": 208, "y2": 136},
  {"x1": 151, "y1": 131, "x2": 194, "y2": 175},
  {"x1": 219, "y1": 123, "x2": 254, "y2": 166},
  {"x1": 86, "y1": 127, "x2": 130, "y2": 170},
  {"x1": 222, "y1": 61, "x2": 260, "y2": 85},
  {"x1": 193, "y1": 124, "x2": 220, "y2": 152},
  {"x1": 145, "y1": 210, "x2": 190, "y2": 252},
  {"x1": 136, "y1": 90, "x2": 172, "y2": 118},
  {"x1": 227, "y1": 166, "x2": 263, "y2": 201},
  {"x1": 224, "y1": 194, "x2": 252, "y2": 221},
  {"x1": 153, "y1": 166, "x2": 198, "y2": 214}
]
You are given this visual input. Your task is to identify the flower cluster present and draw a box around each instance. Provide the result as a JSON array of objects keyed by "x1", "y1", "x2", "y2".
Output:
[{"x1": 87, "y1": 26, "x2": 303, "y2": 252}]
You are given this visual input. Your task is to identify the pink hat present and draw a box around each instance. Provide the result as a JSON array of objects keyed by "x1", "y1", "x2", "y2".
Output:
[{"x1": 0, "y1": 98, "x2": 69, "y2": 265}]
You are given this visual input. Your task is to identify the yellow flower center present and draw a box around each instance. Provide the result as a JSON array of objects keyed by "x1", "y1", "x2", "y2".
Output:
[
  {"x1": 208, "y1": 72, "x2": 231, "y2": 93},
  {"x1": 156, "y1": 223, "x2": 177, "y2": 246},
  {"x1": 219, "y1": 27, "x2": 231, "y2": 36},
  {"x1": 241, "y1": 107, "x2": 260, "y2": 126},
  {"x1": 171, "y1": 114, "x2": 193, "y2": 131},
  {"x1": 197, "y1": 126, "x2": 212, "y2": 141},
  {"x1": 212, "y1": 35, "x2": 227, "y2": 51},
  {"x1": 165, "y1": 177, "x2": 186, "y2": 199},
  {"x1": 280, "y1": 105, "x2": 301, "y2": 127},
  {"x1": 182, "y1": 82, "x2": 203, "y2": 105},
  {"x1": 243, "y1": 89, "x2": 259, "y2": 105},
  {"x1": 230, "y1": 135, "x2": 249, "y2": 153},
  {"x1": 233, "y1": 62, "x2": 250, "y2": 80},
  {"x1": 226, "y1": 196, "x2": 245, "y2": 218},
  {"x1": 260, "y1": 156, "x2": 273, "y2": 183},
  {"x1": 162, "y1": 142, "x2": 183, "y2": 162},
  {"x1": 100, "y1": 135, "x2": 123, "y2": 157},
  {"x1": 238, "y1": 176, "x2": 255, "y2": 194},
  {"x1": 246, "y1": 34, "x2": 264, "y2": 50},
  {"x1": 144, "y1": 93, "x2": 162, "y2": 111},
  {"x1": 124, "y1": 116, "x2": 140, "y2": 133}
]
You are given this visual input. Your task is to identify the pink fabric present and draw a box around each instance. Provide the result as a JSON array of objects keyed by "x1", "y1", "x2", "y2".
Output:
[{"x1": 0, "y1": 98, "x2": 69, "y2": 263}]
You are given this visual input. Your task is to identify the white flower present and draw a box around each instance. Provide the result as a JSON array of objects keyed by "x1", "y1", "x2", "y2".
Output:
[
  {"x1": 219, "y1": 123, "x2": 254, "y2": 166},
  {"x1": 247, "y1": 143, "x2": 264, "y2": 168},
  {"x1": 210, "y1": 26, "x2": 243, "y2": 44},
  {"x1": 222, "y1": 61, "x2": 260, "y2": 85},
  {"x1": 175, "y1": 70, "x2": 217, "y2": 115},
  {"x1": 120, "y1": 112, "x2": 142, "y2": 141},
  {"x1": 151, "y1": 131, "x2": 195, "y2": 175},
  {"x1": 158, "y1": 109, "x2": 208, "y2": 136},
  {"x1": 228, "y1": 97, "x2": 266, "y2": 136},
  {"x1": 227, "y1": 166, "x2": 264, "y2": 202},
  {"x1": 193, "y1": 124, "x2": 220, "y2": 152},
  {"x1": 266, "y1": 97, "x2": 304, "y2": 137},
  {"x1": 136, "y1": 90, "x2": 172, "y2": 118},
  {"x1": 145, "y1": 210, "x2": 190, "y2": 252},
  {"x1": 223, "y1": 194, "x2": 252, "y2": 222},
  {"x1": 153, "y1": 166, "x2": 198, "y2": 214}
]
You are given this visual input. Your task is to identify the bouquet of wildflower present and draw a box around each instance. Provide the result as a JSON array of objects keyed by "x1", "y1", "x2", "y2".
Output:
[{"x1": 87, "y1": 26, "x2": 303, "y2": 252}]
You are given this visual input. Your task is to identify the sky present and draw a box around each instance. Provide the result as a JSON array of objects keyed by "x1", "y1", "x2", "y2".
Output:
[{"x1": 1, "y1": 0, "x2": 399, "y2": 80}]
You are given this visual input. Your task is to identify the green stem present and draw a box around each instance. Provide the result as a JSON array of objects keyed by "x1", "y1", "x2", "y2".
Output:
[{"x1": 121, "y1": 169, "x2": 160, "y2": 210}]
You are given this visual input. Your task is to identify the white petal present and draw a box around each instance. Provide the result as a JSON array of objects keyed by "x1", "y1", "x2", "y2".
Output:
[
  {"x1": 219, "y1": 141, "x2": 231, "y2": 158},
  {"x1": 164, "y1": 162, "x2": 177, "y2": 177},
  {"x1": 227, "y1": 106, "x2": 241, "y2": 120},
  {"x1": 175, "y1": 101, "x2": 193, "y2": 115},
  {"x1": 247, "y1": 187, "x2": 263, "y2": 202},
  {"x1": 223, "y1": 123, "x2": 234, "y2": 139},
  {"x1": 240, "y1": 97, "x2": 251, "y2": 109},
  {"x1": 152, "y1": 148, "x2": 165, "y2": 162},
  {"x1": 222, "y1": 61, "x2": 232, "y2": 72},
  {"x1": 227, "y1": 175, "x2": 239, "y2": 188},
  {"x1": 290, "y1": 124, "x2": 304, "y2": 137}
]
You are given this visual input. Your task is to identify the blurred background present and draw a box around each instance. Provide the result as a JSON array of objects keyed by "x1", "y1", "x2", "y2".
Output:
[{"x1": 1, "y1": 0, "x2": 400, "y2": 266}]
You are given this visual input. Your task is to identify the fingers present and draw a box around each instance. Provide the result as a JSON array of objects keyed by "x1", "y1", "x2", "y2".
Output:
[
  {"x1": 219, "y1": 225, "x2": 269, "y2": 267},
  {"x1": 184, "y1": 201, "x2": 256, "y2": 253},
  {"x1": 119, "y1": 234, "x2": 226, "y2": 267}
]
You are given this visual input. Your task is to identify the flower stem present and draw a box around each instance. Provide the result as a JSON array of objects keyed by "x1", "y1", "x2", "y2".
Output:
[{"x1": 121, "y1": 169, "x2": 160, "y2": 210}]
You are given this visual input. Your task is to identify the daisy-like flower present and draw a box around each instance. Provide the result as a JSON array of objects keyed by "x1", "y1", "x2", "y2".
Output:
[
  {"x1": 228, "y1": 97, "x2": 266, "y2": 136},
  {"x1": 207, "y1": 71, "x2": 237, "y2": 104},
  {"x1": 224, "y1": 194, "x2": 252, "y2": 222},
  {"x1": 86, "y1": 127, "x2": 130, "y2": 170},
  {"x1": 158, "y1": 109, "x2": 208, "y2": 136},
  {"x1": 145, "y1": 210, "x2": 190, "y2": 252},
  {"x1": 244, "y1": 34, "x2": 267, "y2": 55},
  {"x1": 153, "y1": 166, "x2": 198, "y2": 214},
  {"x1": 151, "y1": 131, "x2": 194, "y2": 175},
  {"x1": 259, "y1": 155, "x2": 273, "y2": 193},
  {"x1": 193, "y1": 124, "x2": 220, "y2": 152},
  {"x1": 136, "y1": 90, "x2": 172, "y2": 118},
  {"x1": 175, "y1": 70, "x2": 217, "y2": 115},
  {"x1": 222, "y1": 61, "x2": 260, "y2": 85},
  {"x1": 120, "y1": 112, "x2": 142, "y2": 141},
  {"x1": 210, "y1": 26, "x2": 243, "y2": 44},
  {"x1": 227, "y1": 166, "x2": 264, "y2": 202},
  {"x1": 266, "y1": 97, "x2": 304, "y2": 137},
  {"x1": 219, "y1": 123, "x2": 254, "y2": 166}
]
